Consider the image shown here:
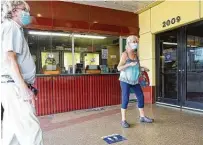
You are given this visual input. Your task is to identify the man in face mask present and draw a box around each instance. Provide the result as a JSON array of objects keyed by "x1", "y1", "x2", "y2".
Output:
[{"x1": 1, "y1": 1, "x2": 43, "y2": 144}]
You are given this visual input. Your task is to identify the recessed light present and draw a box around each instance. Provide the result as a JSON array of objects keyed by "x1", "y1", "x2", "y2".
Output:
[
  {"x1": 170, "y1": 36, "x2": 175, "y2": 38},
  {"x1": 37, "y1": 14, "x2": 42, "y2": 17}
]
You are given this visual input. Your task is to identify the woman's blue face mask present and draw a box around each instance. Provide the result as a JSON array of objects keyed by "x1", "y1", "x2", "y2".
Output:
[{"x1": 129, "y1": 42, "x2": 138, "y2": 50}]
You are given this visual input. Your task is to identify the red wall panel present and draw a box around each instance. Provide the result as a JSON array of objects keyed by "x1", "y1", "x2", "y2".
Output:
[
  {"x1": 34, "y1": 77, "x2": 54, "y2": 116},
  {"x1": 28, "y1": 1, "x2": 52, "y2": 18},
  {"x1": 143, "y1": 86, "x2": 155, "y2": 104},
  {"x1": 34, "y1": 75, "x2": 154, "y2": 116},
  {"x1": 52, "y1": 75, "x2": 121, "y2": 114},
  {"x1": 26, "y1": 1, "x2": 139, "y2": 36},
  {"x1": 52, "y1": 1, "x2": 90, "y2": 22},
  {"x1": 89, "y1": 6, "x2": 138, "y2": 28}
]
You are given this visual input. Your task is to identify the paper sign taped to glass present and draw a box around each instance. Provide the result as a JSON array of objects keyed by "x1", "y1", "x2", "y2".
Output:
[{"x1": 102, "y1": 49, "x2": 108, "y2": 59}]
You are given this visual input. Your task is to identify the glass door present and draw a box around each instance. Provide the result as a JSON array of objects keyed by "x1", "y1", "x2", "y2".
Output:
[
  {"x1": 182, "y1": 21, "x2": 203, "y2": 110},
  {"x1": 156, "y1": 21, "x2": 203, "y2": 110},
  {"x1": 156, "y1": 30, "x2": 182, "y2": 105}
]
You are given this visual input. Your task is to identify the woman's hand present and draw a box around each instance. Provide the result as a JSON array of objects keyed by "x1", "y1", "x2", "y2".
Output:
[
  {"x1": 141, "y1": 67, "x2": 150, "y2": 72},
  {"x1": 144, "y1": 68, "x2": 150, "y2": 72},
  {"x1": 128, "y1": 62, "x2": 137, "y2": 67}
]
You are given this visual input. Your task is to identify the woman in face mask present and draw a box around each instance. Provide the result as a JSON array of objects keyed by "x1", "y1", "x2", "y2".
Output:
[{"x1": 117, "y1": 35, "x2": 154, "y2": 128}]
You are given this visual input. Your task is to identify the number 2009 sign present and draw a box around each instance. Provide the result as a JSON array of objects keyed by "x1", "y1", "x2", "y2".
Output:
[{"x1": 162, "y1": 16, "x2": 181, "y2": 28}]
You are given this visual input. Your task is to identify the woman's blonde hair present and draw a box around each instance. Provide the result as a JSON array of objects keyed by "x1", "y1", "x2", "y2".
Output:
[
  {"x1": 125, "y1": 35, "x2": 138, "y2": 49},
  {"x1": 1, "y1": 0, "x2": 30, "y2": 23}
]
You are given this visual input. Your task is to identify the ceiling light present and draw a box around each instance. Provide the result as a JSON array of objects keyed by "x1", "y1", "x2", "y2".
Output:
[
  {"x1": 29, "y1": 31, "x2": 71, "y2": 36},
  {"x1": 28, "y1": 31, "x2": 106, "y2": 39},
  {"x1": 187, "y1": 45, "x2": 197, "y2": 48},
  {"x1": 163, "y1": 42, "x2": 197, "y2": 47},
  {"x1": 163, "y1": 42, "x2": 177, "y2": 45},
  {"x1": 74, "y1": 34, "x2": 106, "y2": 39}
]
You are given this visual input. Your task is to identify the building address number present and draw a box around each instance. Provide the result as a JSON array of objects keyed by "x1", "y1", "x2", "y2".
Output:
[{"x1": 162, "y1": 16, "x2": 181, "y2": 28}]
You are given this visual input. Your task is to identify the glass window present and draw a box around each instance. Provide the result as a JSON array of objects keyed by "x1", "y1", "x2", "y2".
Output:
[
  {"x1": 64, "y1": 52, "x2": 80, "y2": 73},
  {"x1": 27, "y1": 30, "x2": 120, "y2": 74},
  {"x1": 74, "y1": 34, "x2": 120, "y2": 74},
  {"x1": 27, "y1": 30, "x2": 72, "y2": 74}
]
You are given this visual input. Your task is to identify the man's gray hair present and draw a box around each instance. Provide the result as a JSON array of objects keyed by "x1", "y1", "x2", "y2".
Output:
[{"x1": 1, "y1": 0, "x2": 30, "y2": 23}]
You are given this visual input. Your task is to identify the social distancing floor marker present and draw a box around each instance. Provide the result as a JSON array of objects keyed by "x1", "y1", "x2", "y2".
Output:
[{"x1": 101, "y1": 134, "x2": 127, "y2": 144}]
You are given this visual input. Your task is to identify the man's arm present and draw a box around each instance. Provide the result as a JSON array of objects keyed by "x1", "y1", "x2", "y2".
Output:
[
  {"x1": 7, "y1": 51, "x2": 33, "y2": 100},
  {"x1": 7, "y1": 52, "x2": 25, "y2": 85}
]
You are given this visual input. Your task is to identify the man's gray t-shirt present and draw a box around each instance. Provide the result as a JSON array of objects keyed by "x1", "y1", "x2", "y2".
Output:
[{"x1": 1, "y1": 20, "x2": 36, "y2": 84}]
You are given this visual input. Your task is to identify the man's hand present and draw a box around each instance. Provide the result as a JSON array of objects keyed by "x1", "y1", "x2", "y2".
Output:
[
  {"x1": 31, "y1": 96, "x2": 36, "y2": 107},
  {"x1": 20, "y1": 83, "x2": 35, "y2": 105},
  {"x1": 25, "y1": 93, "x2": 36, "y2": 107}
]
